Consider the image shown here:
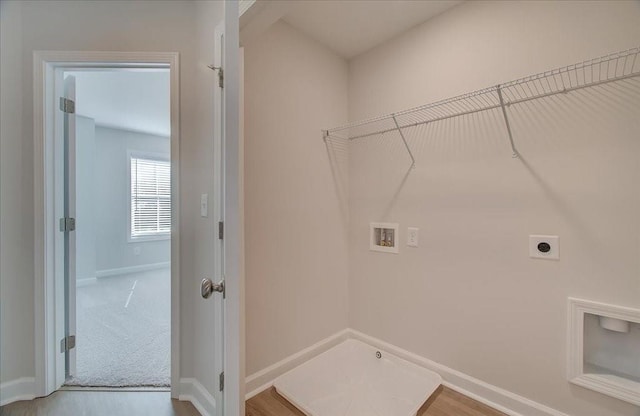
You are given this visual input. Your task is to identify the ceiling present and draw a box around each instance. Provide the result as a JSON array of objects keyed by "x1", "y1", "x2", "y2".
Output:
[
  {"x1": 68, "y1": 2, "x2": 463, "y2": 134},
  {"x1": 280, "y1": 0, "x2": 463, "y2": 59},
  {"x1": 65, "y1": 70, "x2": 170, "y2": 137}
]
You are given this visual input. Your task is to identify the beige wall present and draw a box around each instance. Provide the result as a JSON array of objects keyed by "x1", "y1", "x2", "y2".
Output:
[
  {"x1": 0, "y1": 0, "x2": 30, "y2": 384},
  {"x1": 243, "y1": 20, "x2": 350, "y2": 375},
  {"x1": 347, "y1": 2, "x2": 640, "y2": 416},
  {"x1": 0, "y1": 0, "x2": 224, "y2": 390}
]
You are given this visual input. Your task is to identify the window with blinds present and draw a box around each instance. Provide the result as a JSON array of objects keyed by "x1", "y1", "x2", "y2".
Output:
[{"x1": 130, "y1": 155, "x2": 171, "y2": 239}]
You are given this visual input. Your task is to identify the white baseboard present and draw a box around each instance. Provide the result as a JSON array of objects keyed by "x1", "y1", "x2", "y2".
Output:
[
  {"x1": 245, "y1": 328, "x2": 568, "y2": 416},
  {"x1": 245, "y1": 329, "x2": 350, "y2": 399},
  {"x1": 0, "y1": 377, "x2": 35, "y2": 406},
  {"x1": 348, "y1": 329, "x2": 569, "y2": 416},
  {"x1": 95, "y1": 262, "x2": 170, "y2": 278},
  {"x1": 178, "y1": 378, "x2": 217, "y2": 416},
  {"x1": 76, "y1": 277, "x2": 97, "y2": 287}
]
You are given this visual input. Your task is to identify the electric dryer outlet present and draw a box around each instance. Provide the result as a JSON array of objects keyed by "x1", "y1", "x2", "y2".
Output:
[{"x1": 529, "y1": 235, "x2": 559, "y2": 260}]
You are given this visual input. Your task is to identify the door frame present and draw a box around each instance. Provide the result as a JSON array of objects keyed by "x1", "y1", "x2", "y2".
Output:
[{"x1": 33, "y1": 51, "x2": 181, "y2": 397}]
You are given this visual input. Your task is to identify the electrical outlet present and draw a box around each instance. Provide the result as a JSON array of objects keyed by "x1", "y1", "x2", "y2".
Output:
[
  {"x1": 133, "y1": 246, "x2": 141, "y2": 256},
  {"x1": 200, "y1": 193, "x2": 208, "y2": 217},
  {"x1": 529, "y1": 235, "x2": 559, "y2": 260},
  {"x1": 407, "y1": 227, "x2": 419, "y2": 247}
]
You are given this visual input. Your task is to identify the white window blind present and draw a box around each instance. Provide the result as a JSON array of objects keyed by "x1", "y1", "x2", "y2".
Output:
[{"x1": 130, "y1": 156, "x2": 171, "y2": 238}]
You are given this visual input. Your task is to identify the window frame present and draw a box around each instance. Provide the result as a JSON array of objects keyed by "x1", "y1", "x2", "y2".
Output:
[{"x1": 127, "y1": 150, "x2": 171, "y2": 243}]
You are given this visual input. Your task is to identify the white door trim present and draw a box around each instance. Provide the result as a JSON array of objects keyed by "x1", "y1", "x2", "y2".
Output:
[
  {"x1": 223, "y1": 1, "x2": 246, "y2": 414},
  {"x1": 33, "y1": 51, "x2": 181, "y2": 398}
]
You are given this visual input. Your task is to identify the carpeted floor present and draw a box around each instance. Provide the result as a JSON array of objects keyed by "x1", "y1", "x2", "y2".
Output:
[{"x1": 65, "y1": 268, "x2": 171, "y2": 387}]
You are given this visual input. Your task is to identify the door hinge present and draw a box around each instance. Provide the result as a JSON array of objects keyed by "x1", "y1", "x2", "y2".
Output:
[
  {"x1": 219, "y1": 371, "x2": 224, "y2": 392},
  {"x1": 60, "y1": 335, "x2": 76, "y2": 353},
  {"x1": 59, "y1": 97, "x2": 75, "y2": 114},
  {"x1": 207, "y1": 65, "x2": 224, "y2": 88},
  {"x1": 217, "y1": 67, "x2": 224, "y2": 88},
  {"x1": 218, "y1": 221, "x2": 224, "y2": 239},
  {"x1": 59, "y1": 217, "x2": 76, "y2": 232}
]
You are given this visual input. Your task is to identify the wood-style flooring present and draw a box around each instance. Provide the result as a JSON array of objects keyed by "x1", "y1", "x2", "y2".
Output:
[
  {"x1": 0, "y1": 390, "x2": 199, "y2": 416},
  {"x1": 246, "y1": 386, "x2": 508, "y2": 416},
  {"x1": 1, "y1": 385, "x2": 507, "y2": 416}
]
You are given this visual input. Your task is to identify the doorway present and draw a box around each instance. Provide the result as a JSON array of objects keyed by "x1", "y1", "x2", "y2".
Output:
[
  {"x1": 32, "y1": 52, "x2": 194, "y2": 400},
  {"x1": 60, "y1": 69, "x2": 172, "y2": 387},
  {"x1": 32, "y1": 25, "x2": 239, "y2": 409}
]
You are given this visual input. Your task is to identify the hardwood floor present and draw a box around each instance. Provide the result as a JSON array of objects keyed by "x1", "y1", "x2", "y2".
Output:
[
  {"x1": 246, "y1": 386, "x2": 507, "y2": 416},
  {"x1": 0, "y1": 391, "x2": 199, "y2": 416},
  {"x1": 416, "y1": 386, "x2": 507, "y2": 416},
  {"x1": 1, "y1": 385, "x2": 506, "y2": 416}
]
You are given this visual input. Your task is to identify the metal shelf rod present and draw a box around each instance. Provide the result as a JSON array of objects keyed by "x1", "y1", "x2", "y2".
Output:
[
  {"x1": 326, "y1": 68, "x2": 640, "y2": 145},
  {"x1": 326, "y1": 69, "x2": 640, "y2": 144},
  {"x1": 505, "y1": 71, "x2": 640, "y2": 108},
  {"x1": 324, "y1": 47, "x2": 640, "y2": 150},
  {"x1": 342, "y1": 103, "x2": 502, "y2": 141},
  {"x1": 327, "y1": 86, "x2": 498, "y2": 135}
]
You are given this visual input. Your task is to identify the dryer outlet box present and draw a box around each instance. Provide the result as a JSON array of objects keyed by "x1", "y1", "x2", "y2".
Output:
[{"x1": 529, "y1": 235, "x2": 559, "y2": 260}]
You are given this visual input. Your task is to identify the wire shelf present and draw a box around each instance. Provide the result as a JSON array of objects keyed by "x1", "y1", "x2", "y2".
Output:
[{"x1": 323, "y1": 47, "x2": 640, "y2": 160}]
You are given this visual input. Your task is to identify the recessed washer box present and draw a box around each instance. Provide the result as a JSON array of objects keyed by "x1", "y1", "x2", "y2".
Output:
[{"x1": 370, "y1": 222, "x2": 399, "y2": 254}]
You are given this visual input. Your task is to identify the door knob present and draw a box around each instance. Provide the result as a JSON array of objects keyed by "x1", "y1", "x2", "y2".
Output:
[{"x1": 201, "y1": 278, "x2": 224, "y2": 299}]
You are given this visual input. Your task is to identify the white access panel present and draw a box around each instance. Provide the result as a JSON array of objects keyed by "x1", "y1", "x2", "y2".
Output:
[{"x1": 274, "y1": 339, "x2": 441, "y2": 416}]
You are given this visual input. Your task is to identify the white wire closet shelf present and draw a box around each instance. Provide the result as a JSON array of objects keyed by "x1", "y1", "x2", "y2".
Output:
[{"x1": 323, "y1": 47, "x2": 640, "y2": 164}]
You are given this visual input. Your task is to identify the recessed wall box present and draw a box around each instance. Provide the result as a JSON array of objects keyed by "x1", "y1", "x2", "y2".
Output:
[
  {"x1": 568, "y1": 298, "x2": 640, "y2": 406},
  {"x1": 370, "y1": 223, "x2": 399, "y2": 254}
]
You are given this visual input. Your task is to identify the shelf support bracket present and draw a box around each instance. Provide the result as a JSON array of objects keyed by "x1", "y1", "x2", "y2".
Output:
[
  {"x1": 496, "y1": 85, "x2": 519, "y2": 158},
  {"x1": 391, "y1": 115, "x2": 416, "y2": 169}
]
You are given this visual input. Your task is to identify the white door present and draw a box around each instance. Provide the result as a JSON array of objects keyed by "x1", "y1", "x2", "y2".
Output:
[
  {"x1": 209, "y1": 23, "x2": 227, "y2": 412},
  {"x1": 203, "y1": 5, "x2": 242, "y2": 414},
  {"x1": 197, "y1": 19, "x2": 232, "y2": 413},
  {"x1": 57, "y1": 74, "x2": 78, "y2": 385},
  {"x1": 222, "y1": 2, "x2": 243, "y2": 414}
]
